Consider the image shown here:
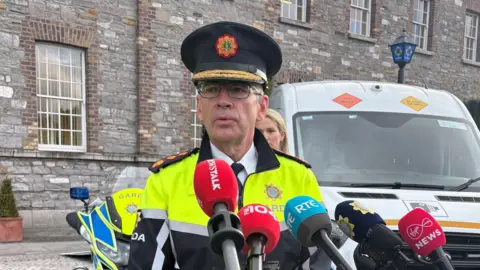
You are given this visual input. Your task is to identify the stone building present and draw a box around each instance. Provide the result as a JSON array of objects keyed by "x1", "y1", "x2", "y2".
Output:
[{"x1": 1, "y1": 0, "x2": 480, "y2": 236}]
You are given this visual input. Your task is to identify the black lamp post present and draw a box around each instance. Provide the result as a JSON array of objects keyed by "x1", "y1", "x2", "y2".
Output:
[{"x1": 390, "y1": 29, "x2": 417, "y2": 84}]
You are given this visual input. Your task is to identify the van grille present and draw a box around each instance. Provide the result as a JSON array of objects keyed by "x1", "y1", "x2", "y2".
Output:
[
  {"x1": 393, "y1": 231, "x2": 480, "y2": 269},
  {"x1": 339, "y1": 192, "x2": 398, "y2": 199},
  {"x1": 435, "y1": 195, "x2": 480, "y2": 203}
]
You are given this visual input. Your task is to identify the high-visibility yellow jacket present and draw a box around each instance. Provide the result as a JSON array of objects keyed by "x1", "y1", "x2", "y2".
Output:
[{"x1": 128, "y1": 130, "x2": 331, "y2": 270}]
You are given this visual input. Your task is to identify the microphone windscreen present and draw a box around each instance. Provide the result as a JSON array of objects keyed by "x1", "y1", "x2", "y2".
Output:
[
  {"x1": 193, "y1": 159, "x2": 238, "y2": 217},
  {"x1": 284, "y1": 196, "x2": 331, "y2": 247},
  {"x1": 334, "y1": 200, "x2": 385, "y2": 243},
  {"x1": 398, "y1": 208, "x2": 446, "y2": 257},
  {"x1": 238, "y1": 204, "x2": 280, "y2": 254},
  {"x1": 362, "y1": 224, "x2": 405, "y2": 262}
]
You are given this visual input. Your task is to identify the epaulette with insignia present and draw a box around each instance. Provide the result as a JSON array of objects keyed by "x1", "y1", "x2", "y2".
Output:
[
  {"x1": 273, "y1": 149, "x2": 311, "y2": 168},
  {"x1": 148, "y1": 148, "x2": 199, "y2": 173}
]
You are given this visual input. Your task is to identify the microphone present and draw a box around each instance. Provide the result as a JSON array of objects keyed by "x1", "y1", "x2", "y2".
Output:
[
  {"x1": 237, "y1": 204, "x2": 280, "y2": 270},
  {"x1": 194, "y1": 159, "x2": 244, "y2": 270},
  {"x1": 398, "y1": 208, "x2": 454, "y2": 270},
  {"x1": 284, "y1": 196, "x2": 354, "y2": 270},
  {"x1": 334, "y1": 200, "x2": 410, "y2": 269}
]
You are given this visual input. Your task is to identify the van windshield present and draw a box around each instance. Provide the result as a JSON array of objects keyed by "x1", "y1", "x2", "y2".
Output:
[{"x1": 294, "y1": 112, "x2": 480, "y2": 191}]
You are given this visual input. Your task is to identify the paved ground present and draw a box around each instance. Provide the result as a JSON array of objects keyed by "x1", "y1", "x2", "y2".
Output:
[{"x1": 0, "y1": 241, "x2": 92, "y2": 270}]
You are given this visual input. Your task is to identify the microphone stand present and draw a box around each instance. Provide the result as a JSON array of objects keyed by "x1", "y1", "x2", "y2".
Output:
[
  {"x1": 313, "y1": 230, "x2": 354, "y2": 270},
  {"x1": 207, "y1": 203, "x2": 245, "y2": 270},
  {"x1": 246, "y1": 233, "x2": 266, "y2": 270},
  {"x1": 429, "y1": 249, "x2": 455, "y2": 270},
  {"x1": 382, "y1": 249, "x2": 413, "y2": 270}
]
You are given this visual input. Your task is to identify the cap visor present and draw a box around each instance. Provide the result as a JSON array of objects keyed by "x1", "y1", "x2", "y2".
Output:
[{"x1": 192, "y1": 69, "x2": 264, "y2": 84}]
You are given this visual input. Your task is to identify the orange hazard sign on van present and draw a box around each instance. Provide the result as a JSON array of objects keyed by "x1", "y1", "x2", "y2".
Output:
[{"x1": 333, "y1": 93, "x2": 362, "y2": 109}]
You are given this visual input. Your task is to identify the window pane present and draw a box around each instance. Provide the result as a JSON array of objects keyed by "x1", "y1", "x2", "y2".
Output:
[
  {"x1": 72, "y1": 67, "x2": 82, "y2": 83},
  {"x1": 39, "y1": 113, "x2": 47, "y2": 128},
  {"x1": 49, "y1": 130, "x2": 60, "y2": 145},
  {"x1": 60, "y1": 66, "x2": 71, "y2": 82},
  {"x1": 48, "y1": 99, "x2": 59, "y2": 113},
  {"x1": 191, "y1": 95, "x2": 196, "y2": 110},
  {"x1": 73, "y1": 131, "x2": 82, "y2": 146},
  {"x1": 47, "y1": 47, "x2": 58, "y2": 64},
  {"x1": 60, "y1": 100, "x2": 70, "y2": 114},
  {"x1": 60, "y1": 115, "x2": 71, "y2": 130},
  {"x1": 39, "y1": 97, "x2": 47, "y2": 113},
  {"x1": 38, "y1": 79, "x2": 48, "y2": 95},
  {"x1": 59, "y1": 48, "x2": 70, "y2": 65},
  {"x1": 289, "y1": 2, "x2": 296, "y2": 20},
  {"x1": 422, "y1": 1, "x2": 429, "y2": 21},
  {"x1": 60, "y1": 82, "x2": 71, "y2": 98},
  {"x1": 195, "y1": 125, "x2": 203, "y2": 138},
  {"x1": 72, "y1": 101, "x2": 81, "y2": 115},
  {"x1": 72, "y1": 116, "x2": 82, "y2": 131},
  {"x1": 48, "y1": 81, "x2": 58, "y2": 96},
  {"x1": 48, "y1": 63, "x2": 58, "y2": 80},
  {"x1": 61, "y1": 131, "x2": 71, "y2": 145},
  {"x1": 297, "y1": 5, "x2": 303, "y2": 21},
  {"x1": 49, "y1": 114, "x2": 59, "y2": 129},
  {"x1": 281, "y1": 3, "x2": 289, "y2": 18},
  {"x1": 350, "y1": 9, "x2": 356, "y2": 33},
  {"x1": 72, "y1": 51, "x2": 82, "y2": 67},
  {"x1": 38, "y1": 63, "x2": 47, "y2": 79},
  {"x1": 72, "y1": 84, "x2": 82, "y2": 99},
  {"x1": 37, "y1": 46, "x2": 46, "y2": 62},
  {"x1": 40, "y1": 129, "x2": 48, "y2": 144}
]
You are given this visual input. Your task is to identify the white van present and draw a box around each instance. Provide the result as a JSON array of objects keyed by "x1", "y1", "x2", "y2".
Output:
[{"x1": 269, "y1": 80, "x2": 480, "y2": 270}]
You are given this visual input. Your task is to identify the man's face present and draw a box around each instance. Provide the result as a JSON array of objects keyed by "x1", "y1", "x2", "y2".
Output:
[{"x1": 196, "y1": 80, "x2": 268, "y2": 144}]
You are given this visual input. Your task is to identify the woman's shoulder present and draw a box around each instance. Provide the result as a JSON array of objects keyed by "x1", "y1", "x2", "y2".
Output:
[{"x1": 273, "y1": 149, "x2": 311, "y2": 169}]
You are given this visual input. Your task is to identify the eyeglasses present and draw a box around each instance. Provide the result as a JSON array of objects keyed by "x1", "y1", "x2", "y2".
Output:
[{"x1": 197, "y1": 81, "x2": 263, "y2": 99}]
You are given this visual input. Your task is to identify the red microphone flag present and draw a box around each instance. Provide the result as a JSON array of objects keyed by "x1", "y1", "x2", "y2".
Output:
[
  {"x1": 193, "y1": 159, "x2": 239, "y2": 217},
  {"x1": 238, "y1": 204, "x2": 280, "y2": 254},
  {"x1": 398, "y1": 208, "x2": 446, "y2": 257}
]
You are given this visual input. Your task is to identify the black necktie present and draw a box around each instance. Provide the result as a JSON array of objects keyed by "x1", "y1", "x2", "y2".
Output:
[
  {"x1": 230, "y1": 162, "x2": 244, "y2": 185},
  {"x1": 231, "y1": 162, "x2": 245, "y2": 209}
]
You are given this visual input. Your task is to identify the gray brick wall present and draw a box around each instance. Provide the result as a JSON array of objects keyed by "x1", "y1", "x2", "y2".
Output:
[{"x1": 1, "y1": 0, "x2": 480, "y2": 231}]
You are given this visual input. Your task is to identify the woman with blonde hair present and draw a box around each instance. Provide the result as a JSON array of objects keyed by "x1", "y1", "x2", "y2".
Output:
[{"x1": 256, "y1": 108, "x2": 290, "y2": 153}]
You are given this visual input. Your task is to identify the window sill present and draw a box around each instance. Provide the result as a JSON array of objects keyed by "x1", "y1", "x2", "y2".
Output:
[
  {"x1": 38, "y1": 145, "x2": 87, "y2": 153},
  {"x1": 0, "y1": 148, "x2": 159, "y2": 163},
  {"x1": 415, "y1": 49, "x2": 435, "y2": 56},
  {"x1": 461, "y1": 58, "x2": 480, "y2": 68},
  {"x1": 278, "y1": 17, "x2": 312, "y2": 30},
  {"x1": 348, "y1": 33, "x2": 377, "y2": 44}
]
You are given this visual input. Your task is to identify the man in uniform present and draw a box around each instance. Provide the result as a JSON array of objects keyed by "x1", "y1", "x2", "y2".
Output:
[{"x1": 128, "y1": 21, "x2": 331, "y2": 270}]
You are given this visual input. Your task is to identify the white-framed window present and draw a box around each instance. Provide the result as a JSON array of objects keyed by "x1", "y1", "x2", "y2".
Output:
[
  {"x1": 35, "y1": 43, "x2": 87, "y2": 152},
  {"x1": 349, "y1": 0, "x2": 372, "y2": 37},
  {"x1": 412, "y1": 0, "x2": 430, "y2": 50},
  {"x1": 191, "y1": 91, "x2": 202, "y2": 148},
  {"x1": 464, "y1": 12, "x2": 479, "y2": 61},
  {"x1": 280, "y1": 0, "x2": 308, "y2": 22}
]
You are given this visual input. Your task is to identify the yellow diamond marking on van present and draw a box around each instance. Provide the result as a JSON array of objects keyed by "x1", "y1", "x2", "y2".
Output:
[{"x1": 400, "y1": 96, "x2": 428, "y2": 112}]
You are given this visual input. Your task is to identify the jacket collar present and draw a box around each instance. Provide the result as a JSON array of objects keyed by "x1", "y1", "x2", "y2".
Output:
[{"x1": 197, "y1": 128, "x2": 280, "y2": 173}]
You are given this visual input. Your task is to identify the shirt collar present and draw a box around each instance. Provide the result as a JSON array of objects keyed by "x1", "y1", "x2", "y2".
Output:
[
  {"x1": 197, "y1": 128, "x2": 280, "y2": 173},
  {"x1": 210, "y1": 142, "x2": 258, "y2": 175}
]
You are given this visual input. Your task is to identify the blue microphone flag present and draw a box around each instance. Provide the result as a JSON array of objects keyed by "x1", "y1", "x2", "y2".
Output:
[{"x1": 284, "y1": 195, "x2": 327, "y2": 240}]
